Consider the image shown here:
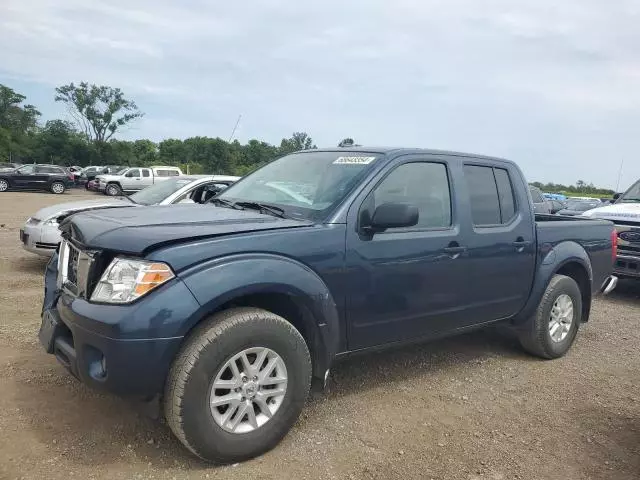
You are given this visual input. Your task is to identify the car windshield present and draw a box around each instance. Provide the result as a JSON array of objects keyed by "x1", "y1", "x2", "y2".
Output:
[
  {"x1": 618, "y1": 180, "x2": 640, "y2": 203},
  {"x1": 129, "y1": 177, "x2": 195, "y2": 205},
  {"x1": 566, "y1": 200, "x2": 600, "y2": 211},
  {"x1": 217, "y1": 151, "x2": 381, "y2": 220}
]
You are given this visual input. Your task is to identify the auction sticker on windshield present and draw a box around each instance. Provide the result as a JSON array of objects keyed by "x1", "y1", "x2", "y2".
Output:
[{"x1": 333, "y1": 156, "x2": 377, "y2": 165}]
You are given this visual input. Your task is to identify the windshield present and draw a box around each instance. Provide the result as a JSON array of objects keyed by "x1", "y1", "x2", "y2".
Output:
[
  {"x1": 619, "y1": 180, "x2": 640, "y2": 203},
  {"x1": 217, "y1": 151, "x2": 380, "y2": 220},
  {"x1": 566, "y1": 200, "x2": 600, "y2": 211},
  {"x1": 129, "y1": 177, "x2": 195, "y2": 205}
]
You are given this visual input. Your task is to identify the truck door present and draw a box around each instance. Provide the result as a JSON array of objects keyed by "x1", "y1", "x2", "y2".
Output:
[
  {"x1": 345, "y1": 156, "x2": 469, "y2": 350},
  {"x1": 140, "y1": 168, "x2": 153, "y2": 189},
  {"x1": 121, "y1": 168, "x2": 141, "y2": 191},
  {"x1": 459, "y1": 163, "x2": 536, "y2": 324}
]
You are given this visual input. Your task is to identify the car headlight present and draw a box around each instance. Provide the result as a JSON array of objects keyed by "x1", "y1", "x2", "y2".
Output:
[
  {"x1": 43, "y1": 217, "x2": 59, "y2": 226},
  {"x1": 91, "y1": 258, "x2": 175, "y2": 304}
]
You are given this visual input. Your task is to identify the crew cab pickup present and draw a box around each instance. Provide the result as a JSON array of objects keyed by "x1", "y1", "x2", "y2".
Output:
[
  {"x1": 96, "y1": 165, "x2": 182, "y2": 196},
  {"x1": 39, "y1": 148, "x2": 617, "y2": 463}
]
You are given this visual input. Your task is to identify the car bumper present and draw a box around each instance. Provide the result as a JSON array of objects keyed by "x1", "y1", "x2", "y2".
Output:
[
  {"x1": 614, "y1": 253, "x2": 640, "y2": 279},
  {"x1": 20, "y1": 222, "x2": 59, "y2": 257},
  {"x1": 39, "y1": 255, "x2": 198, "y2": 397}
]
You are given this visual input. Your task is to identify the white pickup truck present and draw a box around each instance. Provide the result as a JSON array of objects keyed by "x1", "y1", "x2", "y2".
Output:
[
  {"x1": 97, "y1": 166, "x2": 183, "y2": 196},
  {"x1": 583, "y1": 178, "x2": 640, "y2": 279}
]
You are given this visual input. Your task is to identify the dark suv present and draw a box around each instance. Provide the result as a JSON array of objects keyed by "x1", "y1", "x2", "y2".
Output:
[{"x1": 0, "y1": 164, "x2": 74, "y2": 194}]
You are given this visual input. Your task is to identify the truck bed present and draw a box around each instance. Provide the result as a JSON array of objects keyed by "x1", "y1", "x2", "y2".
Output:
[{"x1": 535, "y1": 214, "x2": 614, "y2": 293}]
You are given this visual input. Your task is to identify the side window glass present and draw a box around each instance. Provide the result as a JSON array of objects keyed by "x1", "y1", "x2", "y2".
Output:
[
  {"x1": 371, "y1": 162, "x2": 452, "y2": 229},
  {"x1": 127, "y1": 169, "x2": 140, "y2": 178},
  {"x1": 464, "y1": 165, "x2": 501, "y2": 225},
  {"x1": 494, "y1": 168, "x2": 516, "y2": 222},
  {"x1": 18, "y1": 165, "x2": 35, "y2": 174},
  {"x1": 142, "y1": 169, "x2": 150, "y2": 178}
]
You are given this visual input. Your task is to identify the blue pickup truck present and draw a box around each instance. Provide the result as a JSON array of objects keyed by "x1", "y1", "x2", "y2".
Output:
[{"x1": 39, "y1": 148, "x2": 617, "y2": 463}]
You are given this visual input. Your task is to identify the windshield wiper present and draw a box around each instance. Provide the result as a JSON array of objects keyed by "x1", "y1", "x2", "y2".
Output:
[
  {"x1": 210, "y1": 197, "x2": 244, "y2": 209},
  {"x1": 234, "y1": 201, "x2": 289, "y2": 219}
]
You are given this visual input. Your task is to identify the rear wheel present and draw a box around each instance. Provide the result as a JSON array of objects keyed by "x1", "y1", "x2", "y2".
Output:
[
  {"x1": 165, "y1": 307, "x2": 312, "y2": 463},
  {"x1": 105, "y1": 183, "x2": 122, "y2": 196},
  {"x1": 50, "y1": 181, "x2": 65, "y2": 194},
  {"x1": 0, "y1": 179, "x2": 8, "y2": 192},
  {"x1": 518, "y1": 274, "x2": 582, "y2": 359}
]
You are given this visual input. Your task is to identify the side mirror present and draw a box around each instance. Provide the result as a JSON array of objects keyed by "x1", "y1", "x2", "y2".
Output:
[
  {"x1": 366, "y1": 202, "x2": 419, "y2": 232},
  {"x1": 613, "y1": 193, "x2": 621, "y2": 201}
]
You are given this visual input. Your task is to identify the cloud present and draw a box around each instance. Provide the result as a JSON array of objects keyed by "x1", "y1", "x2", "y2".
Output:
[{"x1": 1, "y1": 0, "x2": 639, "y2": 188}]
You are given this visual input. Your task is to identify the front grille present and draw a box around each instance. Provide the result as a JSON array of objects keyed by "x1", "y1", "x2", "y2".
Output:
[
  {"x1": 67, "y1": 245, "x2": 80, "y2": 287},
  {"x1": 35, "y1": 242, "x2": 58, "y2": 250},
  {"x1": 57, "y1": 240, "x2": 97, "y2": 298}
]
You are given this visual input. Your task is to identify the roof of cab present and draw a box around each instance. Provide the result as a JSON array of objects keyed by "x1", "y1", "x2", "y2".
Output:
[{"x1": 301, "y1": 147, "x2": 516, "y2": 166}]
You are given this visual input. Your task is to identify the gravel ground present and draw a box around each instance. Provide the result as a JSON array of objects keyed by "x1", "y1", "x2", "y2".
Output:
[{"x1": 1, "y1": 190, "x2": 639, "y2": 480}]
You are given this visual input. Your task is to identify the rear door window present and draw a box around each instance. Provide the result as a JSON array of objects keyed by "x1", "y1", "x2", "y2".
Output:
[
  {"x1": 464, "y1": 165, "x2": 501, "y2": 225},
  {"x1": 494, "y1": 168, "x2": 516, "y2": 222},
  {"x1": 142, "y1": 169, "x2": 150, "y2": 177}
]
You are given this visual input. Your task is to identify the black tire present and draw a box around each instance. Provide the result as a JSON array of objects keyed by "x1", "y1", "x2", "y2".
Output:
[
  {"x1": 50, "y1": 181, "x2": 66, "y2": 194},
  {"x1": 164, "y1": 307, "x2": 312, "y2": 463},
  {"x1": 105, "y1": 183, "x2": 122, "y2": 196},
  {"x1": 518, "y1": 274, "x2": 582, "y2": 359}
]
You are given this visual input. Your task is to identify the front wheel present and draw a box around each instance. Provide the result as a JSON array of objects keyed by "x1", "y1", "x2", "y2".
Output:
[
  {"x1": 50, "y1": 181, "x2": 66, "y2": 194},
  {"x1": 105, "y1": 183, "x2": 122, "y2": 196},
  {"x1": 165, "y1": 307, "x2": 312, "y2": 463},
  {"x1": 0, "y1": 179, "x2": 9, "y2": 192},
  {"x1": 518, "y1": 274, "x2": 582, "y2": 359}
]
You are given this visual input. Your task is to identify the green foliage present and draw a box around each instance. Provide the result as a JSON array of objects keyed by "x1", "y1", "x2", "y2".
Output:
[
  {"x1": 0, "y1": 84, "x2": 41, "y2": 160},
  {"x1": 0, "y1": 83, "x2": 321, "y2": 175},
  {"x1": 530, "y1": 181, "x2": 615, "y2": 196},
  {"x1": 54, "y1": 82, "x2": 144, "y2": 145}
]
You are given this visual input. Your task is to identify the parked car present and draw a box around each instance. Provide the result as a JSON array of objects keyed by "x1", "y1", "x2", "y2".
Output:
[
  {"x1": 548, "y1": 199, "x2": 567, "y2": 214},
  {"x1": 96, "y1": 165, "x2": 183, "y2": 196},
  {"x1": 0, "y1": 164, "x2": 74, "y2": 194},
  {"x1": 529, "y1": 185, "x2": 551, "y2": 213},
  {"x1": 0, "y1": 162, "x2": 22, "y2": 172},
  {"x1": 583, "y1": 178, "x2": 640, "y2": 279},
  {"x1": 556, "y1": 199, "x2": 601, "y2": 216},
  {"x1": 20, "y1": 175, "x2": 239, "y2": 256},
  {"x1": 40, "y1": 147, "x2": 616, "y2": 463}
]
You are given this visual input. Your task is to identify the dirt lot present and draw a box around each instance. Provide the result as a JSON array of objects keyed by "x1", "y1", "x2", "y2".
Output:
[{"x1": 1, "y1": 190, "x2": 639, "y2": 480}]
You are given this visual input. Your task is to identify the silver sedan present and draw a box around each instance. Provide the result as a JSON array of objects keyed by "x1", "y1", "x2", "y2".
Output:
[{"x1": 20, "y1": 175, "x2": 239, "y2": 256}]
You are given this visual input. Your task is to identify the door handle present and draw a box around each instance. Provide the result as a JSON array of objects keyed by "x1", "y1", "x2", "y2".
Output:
[
  {"x1": 512, "y1": 239, "x2": 532, "y2": 252},
  {"x1": 443, "y1": 245, "x2": 467, "y2": 258}
]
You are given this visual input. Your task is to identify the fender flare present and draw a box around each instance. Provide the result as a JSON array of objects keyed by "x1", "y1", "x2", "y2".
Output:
[
  {"x1": 179, "y1": 253, "x2": 340, "y2": 379},
  {"x1": 512, "y1": 241, "x2": 592, "y2": 325}
]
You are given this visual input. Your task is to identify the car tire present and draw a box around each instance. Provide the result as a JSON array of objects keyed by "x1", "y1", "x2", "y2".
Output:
[
  {"x1": 518, "y1": 274, "x2": 582, "y2": 359},
  {"x1": 165, "y1": 307, "x2": 312, "y2": 464},
  {"x1": 105, "y1": 183, "x2": 122, "y2": 196},
  {"x1": 0, "y1": 179, "x2": 8, "y2": 192},
  {"x1": 50, "y1": 181, "x2": 66, "y2": 194}
]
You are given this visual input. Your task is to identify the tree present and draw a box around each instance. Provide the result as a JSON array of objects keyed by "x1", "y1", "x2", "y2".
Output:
[
  {"x1": 54, "y1": 82, "x2": 143, "y2": 146},
  {"x1": 0, "y1": 84, "x2": 41, "y2": 161},
  {"x1": 278, "y1": 132, "x2": 316, "y2": 155}
]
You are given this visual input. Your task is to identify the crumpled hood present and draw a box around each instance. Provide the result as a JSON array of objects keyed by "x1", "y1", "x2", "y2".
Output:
[
  {"x1": 32, "y1": 198, "x2": 134, "y2": 221},
  {"x1": 582, "y1": 203, "x2": 640, "y2": 222},
  {"x1": 61, "y1": 204, "x2": 313, "y2": 254}
]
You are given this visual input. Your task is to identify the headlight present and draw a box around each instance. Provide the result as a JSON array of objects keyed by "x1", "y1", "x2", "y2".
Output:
[
  {"x1": 43, "y1": 217, "x2": 59, "y2": 226},
  {"x1": 91, "y1": 258, "x2": 175, "y2": 304}
]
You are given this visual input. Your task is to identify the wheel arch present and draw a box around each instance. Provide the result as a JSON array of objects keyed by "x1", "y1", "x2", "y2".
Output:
[
  {"x1": 513, "y1": 241, "x2": 593, "y2": 324},
  {"x1": 176, "y1": 253, "x2": 341, "y2": 383}
]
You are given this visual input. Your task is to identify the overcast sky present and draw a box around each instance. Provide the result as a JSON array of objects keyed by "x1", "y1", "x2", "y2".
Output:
[{"x1": 2, "y1": 0, "x2": 639, "y2": 189}]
